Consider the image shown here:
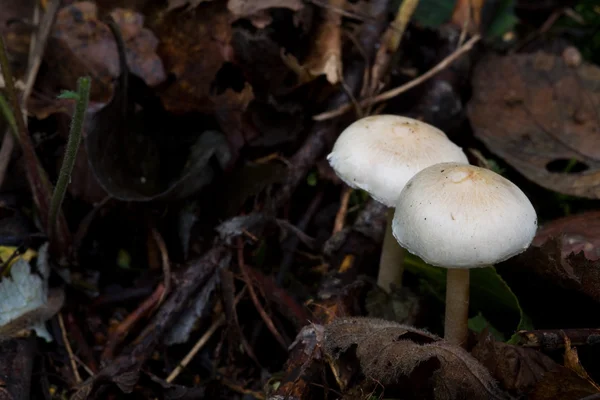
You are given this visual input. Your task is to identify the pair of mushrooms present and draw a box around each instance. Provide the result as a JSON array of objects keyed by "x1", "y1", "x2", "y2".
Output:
[{"x1": 327, "y1": 115, "x2": 537, "y2": 346}]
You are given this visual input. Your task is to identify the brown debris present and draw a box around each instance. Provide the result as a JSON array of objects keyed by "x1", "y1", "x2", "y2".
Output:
[
  {"x1": 324, "y1": 317, "x2": 510, "y2": 399},
  {"x1": 468, "y1": 51, "x2": 600, "y2": 198}
]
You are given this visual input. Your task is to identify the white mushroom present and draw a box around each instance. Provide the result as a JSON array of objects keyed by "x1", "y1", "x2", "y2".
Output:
[
  {"x1": 392, "y1": 162, "x2": 537, "y2": 345},
  {"x1": 327, "y1": 115, "x2": 468, "y2": 293}
]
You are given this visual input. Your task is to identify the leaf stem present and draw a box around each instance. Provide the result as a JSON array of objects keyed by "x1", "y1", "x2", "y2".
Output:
[{"x1": 48, "y1": 77, "x2": 91, "y2": 240}]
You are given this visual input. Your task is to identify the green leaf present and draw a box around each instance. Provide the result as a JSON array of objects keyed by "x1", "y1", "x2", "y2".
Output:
[
  {"x1": 469, "y1": 312, "x2": 505, "y2": 341},
  {"x1": 410, "y1": 0, "x2": 457, "y2": 29},
  {"x1": 57, "y1": 90, "x2": 80, "y2": 100},
  {"x1": 404, "y1": 254, "x2": 532, "y2": 340},
  {"x1": 484, "y1": 0, "x2": 518, "y2": 38},
  {"x1": 306, "y1": 171, "x2": 317, "y2": 186}
]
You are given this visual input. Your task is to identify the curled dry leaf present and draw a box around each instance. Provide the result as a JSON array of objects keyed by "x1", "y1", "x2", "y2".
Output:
[
  {"x1": 531, "y1": 351, "x2": 600, "y2": 400},
  {"x1": 509, "y1": 238, "x2": 600, "y2": 305},
  {"x1": 533, "y1": 211, "x2": 600, "y2": 261},
  {"x1": 324, "y1": 317, "x2": 510, "y2": 399},
  {"x1": 471, "y1": 331, "x2": 558, "y2": 395},
  {"x1": 468, "y1": 52, "x2": 600, "y2": 198},
  {"x1": 227, "y1": 0, "x2": 304, "y2": 19},
  {"x1": 47, "y1": 2, "x2": 165, "y2": 102},
  {"x1": 298, "y1": 0, "x2": 343, "y2": 85},
  {"x1": 149, "y1": 1, "x2": 235, "y2": 114}
]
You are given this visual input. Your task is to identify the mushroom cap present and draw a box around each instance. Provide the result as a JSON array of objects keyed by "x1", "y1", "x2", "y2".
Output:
[
  {"x1": 327, "y1": 115, "x2": 468, "y2": 207},
  {"x1": 392, "y1": 163, "x2": 538, "y2": 268}
]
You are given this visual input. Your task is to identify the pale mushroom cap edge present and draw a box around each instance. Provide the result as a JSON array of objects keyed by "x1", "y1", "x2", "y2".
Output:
[
  {"x1": 326, "y1": 115, "x2": 469, "y2": 207},
  {"x1": 392, "y1": 162, "x2": 538, "y2": 268}
]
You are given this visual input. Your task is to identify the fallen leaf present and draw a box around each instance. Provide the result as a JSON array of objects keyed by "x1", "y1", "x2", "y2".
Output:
[
  {"x1": 533, "y1": 211, "x2": 600, "y2": 261},
  {"x1": 509, "y1": 238, "x2": 600, "y2": 305},
  {"x1": 468, "y1": 52, "x2": 600, "y2": 198},
  {"x1": 0, "y1": 0, "x2": 34, "y2": 78},
  {"x1": 167, "y1": 0, "x2": 214, "y2": 11},
  {"x1": 530, "y1": 367, "x2": 600, "y2": 400},
  {"x1": 471, "y1": 331, "x2": 558, "y2": 394},
  {"x1": 227, "y1": 0, "x2": 304, "y2": 19},
  {"x1": 163, "y1": 265, "x2": 221, "y2": 345},
  {"x1": 563, "y1": 335, "x2": 600, "y2": 391},
  {"x1": 324, "y1": 317, "x2": 510, "y2": 399},
  {"x1": 0, "y1": 243, "x2": 64, "y2": 342},
  {"x1": 46, "y1": 2, "x2": 165, "y2": 102},
  {"x1": 149, "y1": 2, "x2": 235, "y2": 114},
  {"x1": 293, "y1": 0, "x2": 343, "y2": 84}
]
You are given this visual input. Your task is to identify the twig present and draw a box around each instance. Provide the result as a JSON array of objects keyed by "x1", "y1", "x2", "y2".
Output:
[
  {"x1": 58, "y1": 313, "x2": 82, "y2": 384},
  {"x1": 166, "y1": 288, "x2": 246, "y2": 383},
  {"x1": 387, "y1": 0, "x2": 420, "y2": 52},
  {"x1": 516, "y1": 328, "x2": 600, "y2": 350},
  {"x1": 272, "y1": 0, "x2": 390, "y2": 210},
  {"x1": 101, "y1": 283, "x2": 165, "y2": 361},
  {"x1": 72, "y1": 245, "x2": 231, "y2": 398},
  {"x1": 313, "y1": 34, "x2": 482, "y2": 121},
  {"x1": 167, "y1": 315, "x2": 225, "y2": 383},
  {"x1": 151, "y1": 228, "x2": 172, "y2": 307},
  {"x1": 237, "y1": 237, "x2": 287, "y2": 349},
  {"x1": 366, "y1": 0, "x2": 419, "y2": 105},
  {"x1": 333, "y1": 187, "x2": 352, "y2": 234},
  {"x1": 0, "y1": 0, "x2": 60, "y2": 190},
  {"x1": 48, "y1": 76, "x2": 91, "y2": 241}
]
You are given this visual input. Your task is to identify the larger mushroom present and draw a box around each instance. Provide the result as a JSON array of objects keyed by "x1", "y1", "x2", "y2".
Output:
[
  {"x1": 327, "y1": 115, "x2": 468, "y2": 293},
  {"x1": 392, "y1": 162, "x2": 537, "y2": 345}
]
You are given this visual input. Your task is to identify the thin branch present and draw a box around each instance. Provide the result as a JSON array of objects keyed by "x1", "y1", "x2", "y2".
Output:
[
  {"x1": 313, "y1": 34, "x2": 482, "y2": 121},
  {"x1": 58, "y1": 313, "x2": 82, "y2": 384}
]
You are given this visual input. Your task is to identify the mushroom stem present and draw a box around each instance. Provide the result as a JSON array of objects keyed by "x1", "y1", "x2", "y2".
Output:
[
  {"x1": 377, "y1": 208, "x2": 405, "y2": 293},
  {"x1": 444, "y1": 268, "x2": 470, "y2": 347}
]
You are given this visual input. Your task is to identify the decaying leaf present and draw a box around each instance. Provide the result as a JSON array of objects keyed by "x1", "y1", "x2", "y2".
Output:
[
  {"x1": 149, "y1": 2, "x2": 235, "y2": 114},
  {"x1": 324, "y1": 317, "x2": 510, "y2": 399},
  {"x1": 533, "y1": 211, "x2": 600, "y2": 261},
  {"x1": 0, "y1": 243, "x2": 64, "y2": 342},
  {"x1": 530, "y1": 367, "x2": 600, "y2": 400},
  {"x1": 227, "y1": 0, "x2": 304, "y2": 19},
  {"x1": 468, "y1": 52, "x2": 600, "y2": 198},
  {"x1": 563, "y1": 335, "x2": 600, "y2": 392},
  {"x1": 47, "y1": 2, "x2": 166, "y2": 102},
  {"x1": 509, "y1": 238, "x2": 600, "y2": 304},
  {"x1": 164, "y1": 271, "x2": 221, "y2": 345},
  {"x1": 471, "y1": 331, "x2": 558, "y2": 395},
  {"x1": 287, "y1": 0, "x2": 343, "y2": 85}
]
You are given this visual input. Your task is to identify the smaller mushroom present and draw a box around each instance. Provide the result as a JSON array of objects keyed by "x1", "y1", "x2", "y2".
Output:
[
  {"x1": 392, "y1": 162, "x2": 537, "y2": 346},
  {"x1": 327, "y1": 115, "x2": 468, "y2": 293}
]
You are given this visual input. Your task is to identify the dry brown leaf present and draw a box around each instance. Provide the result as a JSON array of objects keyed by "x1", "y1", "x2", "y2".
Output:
[
  {"x1": 227, "y1": 0, "x2": 304, "y2": 19},
  {"x1": 300, "y1": 0, "x2": 343, "y2": 84},
  {"x1": 510, "y1": 238, "x2": 600, "y2": 304},
  {"x1": 324, "y1": 317, "x2": 510, "y2": 399},
  {"x1": 38, "y1": 1, "x2": 165, "y2": 108},
  {"x1": 149, "y1": 2, "x2": 235, "y2": 114},
  {"x1": 471, "y1": 331, "x2": 558, "y2": 394},
  {"x1": 530, "y1": 365, "x2": 600, "y2": 400},
  {"x1": 51, "y1": 2, "x2": 166, "y2": 91},
  {"x1": 563, "y1": 335, "x2": 600, "y2": 392},
  {"x1": 467, "y1": 52, "x2": 600, "y2": 198},
  {"x1": 533, "y1": 211, "x2": 600, "y2": 261}
]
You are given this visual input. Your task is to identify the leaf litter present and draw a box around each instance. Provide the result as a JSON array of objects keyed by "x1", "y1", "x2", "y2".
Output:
[{"x1": 2, "y1": 0, "x2": 600, "y2": 399}]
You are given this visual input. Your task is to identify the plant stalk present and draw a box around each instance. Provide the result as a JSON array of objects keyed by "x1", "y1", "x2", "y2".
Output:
[
  {"x1": 376, "y1": 208, "x2": 405, "y2": 293},
  {"x1": 445, "y1": 268, "x2": 470, "y2": 347},
  {"x1": 48, "y1": 77, "x2": 91, "y2": 240}
]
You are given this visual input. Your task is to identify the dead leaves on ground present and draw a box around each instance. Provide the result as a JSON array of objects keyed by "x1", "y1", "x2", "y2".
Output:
[
  {"x1": 468, "y1": 51, "x2": 600, "y2": 198},
  {"x1": 324, "y1": 317, "x2": 510, "y2": 400}
]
